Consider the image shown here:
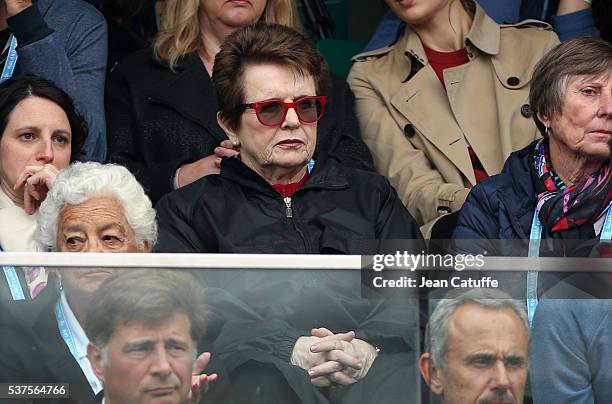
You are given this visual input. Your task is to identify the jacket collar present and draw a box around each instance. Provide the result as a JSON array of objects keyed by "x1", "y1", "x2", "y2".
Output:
[
  {"x1": 147, "y1": 52, "x2": 227, "y2": 143},
  {"x1": 220, "y1": 155, "x2": 350, "y2": 197},
  {"x1": 465, "y1": 4, "x2": 500, "y2": 56},
  {"x1": 401, "y1": 2, "x2": 500, "y2": 71}
]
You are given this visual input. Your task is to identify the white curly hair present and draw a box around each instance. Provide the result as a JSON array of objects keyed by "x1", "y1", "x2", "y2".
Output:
[{"x1": 35, "y1": 162, "x2": 157, "y2": 251}]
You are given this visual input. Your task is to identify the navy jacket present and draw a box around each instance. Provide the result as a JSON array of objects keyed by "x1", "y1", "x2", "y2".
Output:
[
  {"x1": 452, "y1": 142, "x2": 612, "y2": 300},
  {"x1": 452, "y1": 142, "x2": 536, "y2": 256}
]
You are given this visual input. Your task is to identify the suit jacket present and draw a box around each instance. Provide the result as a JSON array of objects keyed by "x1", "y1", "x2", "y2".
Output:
[
  {"x1": 347, "y1": 3, "x2": 559, "y2": 233},
  {"x1": 80, "y1": 391, "x2": 102, "y2": 404},
  {"x1": 106, "y1": 48, "x2": 374, "y2": 204},
  {"x1": 0, "y1": 279, "x2": 95, "y2": 404}
]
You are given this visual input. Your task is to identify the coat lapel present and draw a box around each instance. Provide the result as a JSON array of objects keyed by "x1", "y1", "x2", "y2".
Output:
[
  {"x1": 444, "y1": 60, "x2": 504, "y2": 178},
  {"x1": 390, "y1": 5, "x2": 509, "y2": 185},
  {"x1": 390, "y1": 66, "x2": 476, "y2": 184}
]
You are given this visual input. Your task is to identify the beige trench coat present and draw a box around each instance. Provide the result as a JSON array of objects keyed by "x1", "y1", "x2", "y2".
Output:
[{"x1": 348, "y1": 5, "x2": 559, "y2": 234}]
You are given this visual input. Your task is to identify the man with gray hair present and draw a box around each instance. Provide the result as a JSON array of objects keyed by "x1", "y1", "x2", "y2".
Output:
[
  {"x1": 419, "y1": 289, "x2": 529, "y2": 404},
  {"x1": 86, "y1": 270, "x2": 207, "y2": 404}
]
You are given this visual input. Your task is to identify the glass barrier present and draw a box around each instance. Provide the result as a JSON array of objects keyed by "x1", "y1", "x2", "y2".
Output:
[{"x1": 0, "y1": 252, "x2": 610, "y2": 404}]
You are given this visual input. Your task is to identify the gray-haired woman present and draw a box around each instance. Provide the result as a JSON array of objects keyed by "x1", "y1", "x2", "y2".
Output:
[{"x1": 452, "y1": 36, "x2": 612, "y2": 321}]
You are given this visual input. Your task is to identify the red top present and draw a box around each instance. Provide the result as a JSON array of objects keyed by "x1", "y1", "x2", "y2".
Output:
[
  {"x1": 272, "y1": 172, "x2": 310, "y2": 197},
  {"x1": 424, "y1": 46, "x2": 488, "y2": 183},
  {"x1": 424, "y1": 46, "x2": 468, "y2": 88}
]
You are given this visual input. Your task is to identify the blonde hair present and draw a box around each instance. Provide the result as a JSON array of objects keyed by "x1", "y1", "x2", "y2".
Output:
[{"x1": 154, "y1": 0, "x2": 300, "y2": 69}]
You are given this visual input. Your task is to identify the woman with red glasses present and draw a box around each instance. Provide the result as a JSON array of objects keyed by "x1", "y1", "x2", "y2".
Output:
[
  {"x1": 105, "y1": 0, "x2": 373, "y2": 205},
  {"x1": 156, "y1": 23, "x2": 424, "y2": 404}
]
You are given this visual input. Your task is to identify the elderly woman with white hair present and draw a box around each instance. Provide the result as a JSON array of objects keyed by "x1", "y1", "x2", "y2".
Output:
[
  {"x1": 0, "y1": 161, "x2": 218, "y2": 403},
  {"x1": 36, "y1": 161, "x2": 157, "y2": 253},
  {"x1": 0, "y1": 162, "x2": 158, "y2": 404},
  {"x1": 0, "y1": 161, "x2": 217, "y2": 404}
]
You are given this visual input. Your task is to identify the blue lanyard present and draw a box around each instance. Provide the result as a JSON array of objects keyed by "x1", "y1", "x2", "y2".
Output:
[
  {"x1": 54, "y1": 300, "x2": 80, "y2": 361},
  {"x1": 0, "y1": 244, "x2": 25, "y2": 301},
  {"x1": 307, "y1": 159, "x2": 315, "y2": 174},
  {"x1": 527, "y1": 203, "x2": 612, "y2": 326},
  {"x1": 55, "y1": 299, "x2": 101, "y2": 393},
  {"x1": 0, "y1": 35, "x2": 18, "y2": 83}
]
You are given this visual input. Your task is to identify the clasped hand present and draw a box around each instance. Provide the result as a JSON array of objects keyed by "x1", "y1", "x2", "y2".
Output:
[{"x1": 291, "y1": 328, "x2": 378, "y2": 388}]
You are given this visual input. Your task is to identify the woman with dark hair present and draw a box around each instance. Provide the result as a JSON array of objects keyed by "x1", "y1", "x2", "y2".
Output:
[
  {"x1": 106, "y1": 0, "x2": 373, "y2": 204},
  {"x1": 157, "y1": 23, "x2": 423, "y2": 404},
  {"x1": 0, "y1": 75, "x2": 87, "y2": 299}
]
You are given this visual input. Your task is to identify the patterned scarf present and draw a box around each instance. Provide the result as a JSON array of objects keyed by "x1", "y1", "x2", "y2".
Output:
[{"x1": 531, "y1": 139, "x2": 612, "y2": 241}]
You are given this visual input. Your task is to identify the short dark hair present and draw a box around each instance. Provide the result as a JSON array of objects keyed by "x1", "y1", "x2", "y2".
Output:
[
  {"x1": 212, "y1": 22, "x2": 332, "y2": 131},
  {"x1": 84, "y1": 270, "x2": 207, "y2": 350},
  {"x1": 529, "y1": 37, "x2": 612, "y2": 135},
  {"x1": 0, "y1": 75, "x2": 88, "y2": 161}
]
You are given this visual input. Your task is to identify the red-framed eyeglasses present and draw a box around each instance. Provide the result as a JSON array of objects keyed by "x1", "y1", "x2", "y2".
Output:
[{"x1": 241, "y1": 96, "x2": 328, "y2": 127}]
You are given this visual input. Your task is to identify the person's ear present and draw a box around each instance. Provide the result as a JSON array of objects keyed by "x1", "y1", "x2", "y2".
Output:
[
  {"x1": 88, "y1": 343, "x2": 106, "y2": 384},
  {"x1": 537, "y1": 112, "x2": 551, "y2": 129},
  {"x1": 217, "y1": 112, "x2": 239, "y2": 145},
  {"x1": 140, "y1": 240, "x2": 151, "y2": 253},
  {"x1": 419, "y1": 353, "x2": 444, "y2": 395}
]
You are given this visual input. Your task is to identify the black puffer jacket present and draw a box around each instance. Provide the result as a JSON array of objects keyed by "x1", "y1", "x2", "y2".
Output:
[
  {"x1": 155, "y1": 156, "x2": 422, "y2": 253},
  {"x1": 155, "y1": 156, "x2": 423, "y2": 404}
]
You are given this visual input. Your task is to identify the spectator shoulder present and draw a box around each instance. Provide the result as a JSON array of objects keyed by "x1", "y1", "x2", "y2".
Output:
[
  {"x1": 41, "y1": 0, "x2": 106, "y2": 25},
  {"x1": 491, "y1": 21, "x2": 559, "y2": 89},
  {"x1": 498, "y1": 19, "x2": 560, "y2": 54},
  {"x1": 348, "y1": 36, "x2": 412, "y2": 95},
  {"x1": 351, "y1": 44, "x2": 394, "y2": 64}
]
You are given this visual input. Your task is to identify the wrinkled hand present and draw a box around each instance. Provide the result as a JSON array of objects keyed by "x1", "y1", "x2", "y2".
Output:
[
  {"x1": 5, "y1": 0, "x2": 33, "y2": 17},
  {"x1": 291, "y1": 329, "x2": 355, "y2": 372},
  {"x1": 14, "y1": 164, "x2": 58, "y2": 215},
  {"x1": 292, "y1": 328, "x2": 377, "y2": 388},
  {"x1": 177, "y1": 141, "x2": 239, "y2": 188},
  {"x1": 308, "y1": 328, "x2": 378, "y2": 387},
  {"x1": 188, "y1": 352, "x2": 218, "y2": 404}
]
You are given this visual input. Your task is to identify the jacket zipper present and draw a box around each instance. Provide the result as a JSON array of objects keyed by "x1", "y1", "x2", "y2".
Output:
[
  {"x1": 284, "y1": 197, "x2": 293, "y2": 218},
  {"x1": 281, "y1": 196, "x2": 311, "y2": 252}
]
